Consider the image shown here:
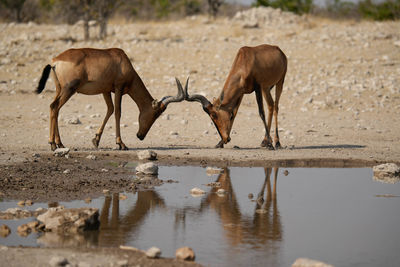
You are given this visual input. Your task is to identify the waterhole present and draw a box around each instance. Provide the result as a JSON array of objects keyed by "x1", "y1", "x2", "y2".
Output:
[{"x1": 1, "y1": 165, "x2": 399, "y2": 267}]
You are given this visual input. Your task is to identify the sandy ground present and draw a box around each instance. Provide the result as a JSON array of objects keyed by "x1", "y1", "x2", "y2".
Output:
[
  {"x1": 0, "y1": 14, "x2": 400, "y2": 166},
  {"x1": 1, "y1": 8, "x2": 400, "y2": 266}
]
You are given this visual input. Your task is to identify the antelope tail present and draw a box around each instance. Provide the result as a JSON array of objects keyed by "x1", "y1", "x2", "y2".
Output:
[{"x1": 36, "y1": 64, "x2": 52, "y2": 94}]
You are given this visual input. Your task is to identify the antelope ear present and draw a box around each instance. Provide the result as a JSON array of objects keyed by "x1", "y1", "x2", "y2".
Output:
[{"x1": 152, "y1": 99, "x2": 159, "y2": 110}]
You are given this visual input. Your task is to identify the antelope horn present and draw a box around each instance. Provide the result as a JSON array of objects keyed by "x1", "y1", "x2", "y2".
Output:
[
  {"x1": 183, "y1": 78, "x2": 212, "y2": 109},
  {"x1": 160, "y1": 77, "x2": 186, "y2": 108}
]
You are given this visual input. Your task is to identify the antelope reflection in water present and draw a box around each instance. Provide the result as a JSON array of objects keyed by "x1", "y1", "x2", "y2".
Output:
[
  {"x1": 95, "y1": 167, "x2": 281, "y2": 248},
  {"x1": 201, "y1": 167, "x2": 282, "y2": 246},
  {"x1": 98, "y1": 190, "x2": 165, "y2": 246}
]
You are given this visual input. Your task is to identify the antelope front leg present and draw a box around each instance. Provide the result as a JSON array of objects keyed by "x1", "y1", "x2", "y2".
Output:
[
  {"x1": 215, "y1": 140, "x2": 224, "y2": 148},
  {"x1": 114, "y1": 88, "x2": 128, "y2": 150},
  {"x1": 92, "y1": 93, "x2": 114, "y2": 148}
]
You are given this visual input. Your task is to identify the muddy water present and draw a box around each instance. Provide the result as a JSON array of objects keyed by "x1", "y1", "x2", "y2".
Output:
[{"x1": 1, "y1": 166, "x2": 400, "y2": 267}]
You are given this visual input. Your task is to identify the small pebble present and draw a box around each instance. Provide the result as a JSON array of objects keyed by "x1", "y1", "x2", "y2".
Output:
[{"x1": 146, "y1": 247, "x2": 161, "y2": 258}]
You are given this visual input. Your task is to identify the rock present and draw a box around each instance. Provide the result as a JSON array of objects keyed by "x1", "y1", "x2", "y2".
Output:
[
  {"x1": 17, "y1": 224, "x2": 31, "y2": 236},
  {"x1": 206, "y1": 167, "x2": 223, "y2": 176},
  {"x1": 119, "y1": 194, "x2": 127, "y2": 200},
  {"x1": 53, "y1": 148, "x2": 70, "y2": 157},
  {"x1": 206, "y1": 182, "x2": 221, "y2": 187},
  {"x1": 373, "y1": 163, "x2": 400, "y2": 184},
  {"x1": 146, "y1": 246, "x2": 161, "y2": 258},
  {"x1": 284, "y1": 170, "x2": 289, "y2": 176},
  {"x1": 65, "y1": 117, "x2": 81, "y2": 124},
  {"x1": 136, "y1": 162, "x2": 158, "y2": 175},
  {"x1": 5, "y1": 207, "x2": 21, "y2": 215},
  {"x1": 27, "y1": 221, "x2": 39, "y2": 230},
  {"x1": 292, "y1": 257, "x2": 334, "y2": 267},
  {"x1": 175, "y1": 247, "x2": 195, "y2": 261},
  {"x1": 116, "y1": 260, "x2": 129, "y2": 267},
  {"x1": 49, "y1": 256, "x2": 69, "y2": 267},
  {"x1": 86, "y1": 154, "x2": 96, "y2": 160},
  {"x1": 233, "y1": 6, "x2": 302, "y2": 29},
  {"x1": 25, "y1": 200, "x2": 33, "y2": 206},
  {"x1": 17, "y1": 200, "x2": 25, "y2": 207},
  {"x1": 190, "y1": 187, "x2": 205, "y2": 196},
  {"x1": 255, "y1": 209, "x2": 267, "y2": 214},
  {"x1": 63, "y1": 169, "x2": 71, "y2": 174},
  {"x1": 248, "y1": 193, "x2": 254, "y2": 199},
  {"x1": 137, "y1": 150, "x2": 157, "y2": 161},
  {"x1": 169, "y1": 131, "x2": 179, "y2": 136},
  {"x1": 0, "y1": 224, "x2": 11, "y2": 237},
  {"x1": 217, "y1": 189, "x2": 226, "y2": 196},
  {"x1": 37, "y1": 207, "x2": 100, "y2": 233},
  {"x1": 242, "y1": 20, "x2": 259, "y2": 28}
]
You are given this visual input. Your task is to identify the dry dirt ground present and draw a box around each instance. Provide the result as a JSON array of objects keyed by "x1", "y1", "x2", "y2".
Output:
[{"x1": 1, "y1": 7, "x2": 400, "y2": 266}]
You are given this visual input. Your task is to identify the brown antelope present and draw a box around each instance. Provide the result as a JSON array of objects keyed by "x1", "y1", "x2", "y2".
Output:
[
  {"x1": 180, "y1": 44, "x2": 287, "y2": 149},
  {"x1": 36, "y1": 48, "x2": 186, "y2": 151}
]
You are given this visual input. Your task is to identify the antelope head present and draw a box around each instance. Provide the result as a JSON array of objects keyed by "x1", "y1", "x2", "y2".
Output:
[
  {"x1": 136, "y1": 78, "x2": 186, "y2": 140},
  {"x1": 177, "y1": 79, "x2": 235, "y2": 148}
]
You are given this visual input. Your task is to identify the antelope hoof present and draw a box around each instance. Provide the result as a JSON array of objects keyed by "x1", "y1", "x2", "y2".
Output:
[
  {"x1": 57, "y1": 143, "x2": 65, "y2": 149},
  {"x1": 50, "y1": 142, "x2": 57, "y2": 151},
  {"x1": 117, "y1": 143, "x2": 128, "y2": 151},
  {"x1": 275, "y1": 141, "x2": 282, "y2": 149},
  {"x1": 92, "y1": 138, "x2": 99, "y2": 148},
  {"x1": 215, "y1": 140, "x2": 224, "y2": 148},
  {"x1": 261, "y1": 140, "x2": 274, "y2": 150}
]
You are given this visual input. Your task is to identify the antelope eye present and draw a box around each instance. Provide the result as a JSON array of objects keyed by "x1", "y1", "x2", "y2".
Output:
[{"x1": 211, "y1": 113, "x2": 218, "y2": 120}]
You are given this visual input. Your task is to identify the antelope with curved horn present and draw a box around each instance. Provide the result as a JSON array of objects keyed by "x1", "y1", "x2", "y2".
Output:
[
  {"x1": 36, "y1": 48, "x2": 186, "y2": 150},
  {"x1": 179, "y1": 44, "x2": 287, "y2": 149}
]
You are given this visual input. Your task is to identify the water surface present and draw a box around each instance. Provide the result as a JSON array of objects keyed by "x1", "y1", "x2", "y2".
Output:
[{"x1": 1, "y1": 166, "x2": 399, "y2": 267}]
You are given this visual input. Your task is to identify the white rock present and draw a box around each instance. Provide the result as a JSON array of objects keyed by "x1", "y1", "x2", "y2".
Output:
[
  {"x1": 63, "y1": 169, "x2": 71, "y2": 174},
  {"x1": 255, "y1": 209, "x2": 267, "y2": 214},
  {"x1": 206, "y1": 167, "x2": 223, "y2": 176},
  {"x1": 217, "y1": 189, "x2": 226, "y2": 196},
  {"x1": 65, "y1": 117, "x2": 81, "y2": 124},
  {"x1": 37, "y1": 207, "x2": 99, "y2": 233},
  {"x1": 146, "y1": 247, "x2": 161, "y2": 258},
  {"x1": 53, "y1": 147, "x2": 69, "y2": 157},
  {"x1": 137, "y1": 150, "x2": 157, "y2": 161},
  {"x1": 190, "y1": 187, "x2": 205, "y2": 196},
  {"x1": 86, "y1": 154, "x2": 96, "y2": 160},
  {"x1": 136, "y1": 162, "x2": 158, "y2": 175},
  {"x1": 373, "y1": 163, "x2": 400, "y2": 184},
  {"x1": 292, "y1": 257, "x2": 334, "y2": 267},
  {"x1": 175, "y1": 246, "x2": 195, "y2": 261},
  {"x1": 5, "y1": 207, "x2": 21, "y2": 214}
]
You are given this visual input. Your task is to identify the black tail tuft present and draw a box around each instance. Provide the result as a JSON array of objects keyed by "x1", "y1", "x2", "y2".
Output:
[{"x1": 36, "y1": 64, "x2": 52, "y2": 94}]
